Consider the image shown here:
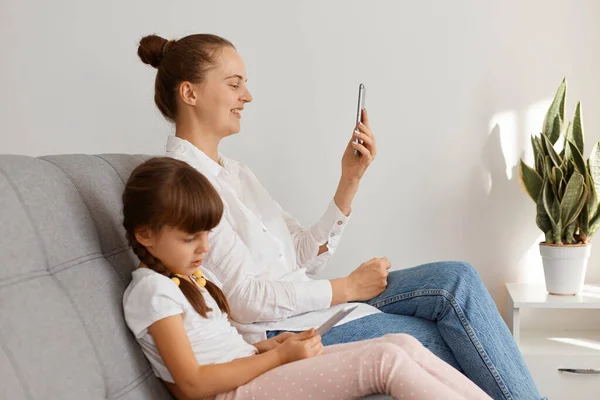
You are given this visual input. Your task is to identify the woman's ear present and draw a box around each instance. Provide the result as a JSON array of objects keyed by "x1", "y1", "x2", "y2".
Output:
[
  {"x1": 179, "y1": 81, "x2": 197, "y2": 106},
  {"x1": 134, "y1": 226, "x2": 154, "y2": 248}
]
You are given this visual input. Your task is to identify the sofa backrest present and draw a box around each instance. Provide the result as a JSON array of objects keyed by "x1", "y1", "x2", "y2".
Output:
[{"x1": 0, "y1": 154, "x2": 172, "y2": 400}]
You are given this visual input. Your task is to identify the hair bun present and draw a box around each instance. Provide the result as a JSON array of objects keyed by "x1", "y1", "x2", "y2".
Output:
[{"x1": 138, "y1": 34, "x2": 171, "y2": 69}]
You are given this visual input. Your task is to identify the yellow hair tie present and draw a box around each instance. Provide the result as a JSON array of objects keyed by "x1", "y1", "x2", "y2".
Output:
[
  {"x1": 170, "y1": 273, "x2": 182, "y2": 286},
  {"x1": 192, "y1": 269, "x2": 207, "y2": 287}
]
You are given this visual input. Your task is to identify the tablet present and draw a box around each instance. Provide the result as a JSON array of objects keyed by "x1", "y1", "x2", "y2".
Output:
[{"x1": 316, "y1": 305, "x2": 359, "y2": 336}]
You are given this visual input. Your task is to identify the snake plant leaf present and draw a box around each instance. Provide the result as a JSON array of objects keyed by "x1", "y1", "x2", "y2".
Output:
[
  {"x1": 532, "y1": 136, "x2": 543, "y2": 173},
  {"x1": 564, "y1": 222, "x2": 577, "y2": 244},
  {"x1": 561, "y1": 172, "x2": 586, "y2": 228},
  {"x1": 552, "y1": 167, "x2": 563, "y2": 189},
  {"x1": 565, "y1": 159, "x2": 575, "y2": 181},
  {"x1": 560, "y1": 172, "x2": 584, "y2": 225},
  {"x1": 564, "y1": 121, "x2": 573, "y2": 161},
  {"x1": 544, "y1": 156, "x2": 553, "y2": 180},
  {"x1": 570, "y1": 102, "x2": 584, "y2": 155},
  {"x1": 543, "y1": 179, "x2": 559, "y2": 226},
  {"x1": 588, "y1": 207, "x2": 600, "y2": 238},
  {"x1": 544, "y1": 156, "x2": 560, "y2": 199},
  {"x1": 537, "y1": 153, "x2": 545, "y2": 176},
  {"x1": 589, "y1": 142, "x2": 600, "y2": 198},
  {"x1": 536, "y1": 181, "x2": 552, "y2": 233},
  {"x1": 541, "y1": 133, "x2": 562, "y2": 168},
  {"x1": 552, "y1": 197, "x2": 563, "y2": 244},
  {"x1": 536, "y1": 213, "x2": 552, "y2": 235},
  {"x1": 567, "y1": 141, "x2": 587, "y2": 175},
  {"x1": 537, "y1": 135, "x2": 548, "y2": 158},
  {"x1": 550, "y1": 116, "x2": 562, "y2": 148},
  {"x1": 519, "y1": 160, "x2": 543, "y2": 202},
  {"x1": 542, "y1": 78, "x2": 566, "y2": 145},
  {"x1": 579, "y1": 202, "x2": 589, "y2": 237},
  {"x1": 586, "y1": 158, "x2": 598, "y2": 218}
]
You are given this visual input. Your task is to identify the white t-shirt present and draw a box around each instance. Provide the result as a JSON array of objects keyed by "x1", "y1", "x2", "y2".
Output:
[{"x1": 123, "y1": 268, "x2": 257, "y2": 383}]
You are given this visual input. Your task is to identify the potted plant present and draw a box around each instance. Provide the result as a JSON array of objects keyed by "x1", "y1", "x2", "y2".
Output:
[{"x1": 519, "y1": 78, "x2": 600, "y2": 295}]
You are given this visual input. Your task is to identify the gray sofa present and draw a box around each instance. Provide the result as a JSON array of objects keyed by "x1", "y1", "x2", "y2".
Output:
[{"x1": 0, "y1": 154, "x2": 391, "y2": 400}]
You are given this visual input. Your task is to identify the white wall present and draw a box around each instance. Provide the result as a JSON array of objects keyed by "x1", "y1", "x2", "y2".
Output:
[{"x1": 2, "y1": 0, "x2": 600, "y2": 317}]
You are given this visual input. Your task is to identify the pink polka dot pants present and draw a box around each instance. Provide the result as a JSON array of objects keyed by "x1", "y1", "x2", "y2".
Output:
[{"x1": 217, "y1": 334, "x2": 492, "y2": 400}]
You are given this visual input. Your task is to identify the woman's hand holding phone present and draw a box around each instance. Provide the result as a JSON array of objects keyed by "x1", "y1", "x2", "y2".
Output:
[
  {"x1": 341, "y1": 107, "x2": 377, "y2": 183},
  {"x1": 332, "y1": 83, "x2": 378, "y2": 216}
]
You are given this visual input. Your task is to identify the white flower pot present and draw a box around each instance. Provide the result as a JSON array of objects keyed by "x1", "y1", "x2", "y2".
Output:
[{"x1": 539, "y1": 243, "x2": 591, "y2": 295}]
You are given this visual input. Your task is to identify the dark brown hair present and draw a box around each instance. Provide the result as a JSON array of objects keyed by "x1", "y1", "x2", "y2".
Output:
[
  {"x1": 137, "y1": 33, "x2": 235, "y2": 122},
  {"x1": 122, "y1": 157, "x2": 229, "y2": 317}
]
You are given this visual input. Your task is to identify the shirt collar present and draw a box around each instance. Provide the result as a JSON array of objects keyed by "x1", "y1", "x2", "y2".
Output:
[{"x1": 166, "y1": 135, "x2": 223, "y2": 177}]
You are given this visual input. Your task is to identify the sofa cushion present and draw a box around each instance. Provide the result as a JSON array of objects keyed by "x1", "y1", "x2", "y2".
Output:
[{"x1": 0, "y1": 154, "x2": 171, "y2": 400}]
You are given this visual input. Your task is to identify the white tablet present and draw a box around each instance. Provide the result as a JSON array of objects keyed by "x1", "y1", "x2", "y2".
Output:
[{"x1": 316, "y1": 305, "x2": 359, "y2": 336}]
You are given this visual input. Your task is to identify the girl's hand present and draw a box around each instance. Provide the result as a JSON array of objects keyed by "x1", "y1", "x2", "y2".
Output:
[
  {"x1": 341, "y1": 108, "x2": 377, "y2": 182},
  {"x1": 253, "y1": 332, "x2": 296, "y2": 353},
  {"x1": 272, "y1": 331, "x2": 296, "y2": 344},
  {"x1": 275, "y1": 328, "x2": 323, "y2": 364}
]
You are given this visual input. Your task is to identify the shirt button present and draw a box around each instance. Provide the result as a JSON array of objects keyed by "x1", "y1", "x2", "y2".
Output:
[
  {"x1": 330, "y1": 232, "x2": 336, "y2": 237},
  {"x1": 337, "y1": 221, "x2": 343, "y2": 225},
  {"x1": 262, "y1": 228, "x2": 268, "y2": 232},
  {"x1": 278, "y1": 254, "x2": 283, "y2": 258}
]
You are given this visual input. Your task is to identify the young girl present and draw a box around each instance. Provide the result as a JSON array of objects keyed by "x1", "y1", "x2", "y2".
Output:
[{"x1": 121, "y1": 157, "x2": 491, "y2": 400}]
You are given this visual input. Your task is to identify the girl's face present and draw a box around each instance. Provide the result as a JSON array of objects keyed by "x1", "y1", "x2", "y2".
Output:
[
  {"x1": 136, "y1": 226, "x2": 209, "y2": 276},
  {"x1": 185, "y1": 46, "x2": 253, "y2": 138}
]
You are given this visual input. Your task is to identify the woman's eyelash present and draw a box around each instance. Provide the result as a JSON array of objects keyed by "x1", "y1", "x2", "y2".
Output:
[{"x1": 230, "y1": 85, "x2": 239, "y2": 89}]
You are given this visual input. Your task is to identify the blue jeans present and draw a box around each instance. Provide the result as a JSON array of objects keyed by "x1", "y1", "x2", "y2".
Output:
[{"x1": 268, "y1": 261, "x2": 543, "y2": 400}]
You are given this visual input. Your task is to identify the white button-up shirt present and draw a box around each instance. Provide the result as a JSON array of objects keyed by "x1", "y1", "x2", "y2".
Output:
[{"x1": 165, "y1": 136, "x2": 380, "y2": 343}]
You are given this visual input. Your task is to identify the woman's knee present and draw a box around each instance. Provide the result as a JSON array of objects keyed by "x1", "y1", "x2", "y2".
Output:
[{"x1": 428, "y1": 261, "x2": 483, "y2": 287}]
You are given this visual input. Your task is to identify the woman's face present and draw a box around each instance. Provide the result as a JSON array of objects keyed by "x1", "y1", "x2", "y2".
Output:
[{"x1": 189, "y1": 46, "x2": 253, "y2": 138}]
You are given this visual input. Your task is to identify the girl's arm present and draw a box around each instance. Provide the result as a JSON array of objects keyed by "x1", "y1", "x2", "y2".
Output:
[{"x1": 149, "y1": 315, "x2": 320, "y2": 399}]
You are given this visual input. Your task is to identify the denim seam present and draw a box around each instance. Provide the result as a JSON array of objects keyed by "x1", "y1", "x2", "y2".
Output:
[{"x1": 371, "y1": 289, "x2": 513, "y2": 400}]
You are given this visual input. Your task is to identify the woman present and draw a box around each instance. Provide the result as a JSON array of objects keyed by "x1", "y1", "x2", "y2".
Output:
[{"x1": 136, "y1": 33, "x2": 543, "y2": 400}]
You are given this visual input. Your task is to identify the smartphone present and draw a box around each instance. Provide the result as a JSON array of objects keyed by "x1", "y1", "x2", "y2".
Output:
[
  {"x1": 353, "y1": 83, "x2": 366, "y2": 156},
  {"x1": 316, "y1": 305, "x2": 359, "y2": 336}
]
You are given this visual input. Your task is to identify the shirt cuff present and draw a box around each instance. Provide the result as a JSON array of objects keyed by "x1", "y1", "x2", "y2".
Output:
[
  {"x1": 293, "y1": 279, "x2": 333, "y2": 314},
  {"x1": 309, "y1": 199, "x2": 351, "y2": 252}
]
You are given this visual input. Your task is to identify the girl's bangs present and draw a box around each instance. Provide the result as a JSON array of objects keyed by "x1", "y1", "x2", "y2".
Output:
[{"x1": 155, "y1": 169, "x2": 223, "y2": 233}]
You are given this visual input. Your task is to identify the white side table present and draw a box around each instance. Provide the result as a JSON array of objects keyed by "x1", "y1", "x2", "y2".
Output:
[{"x1": 506, "y1": 283, "x2": 600, "y2": 399}]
